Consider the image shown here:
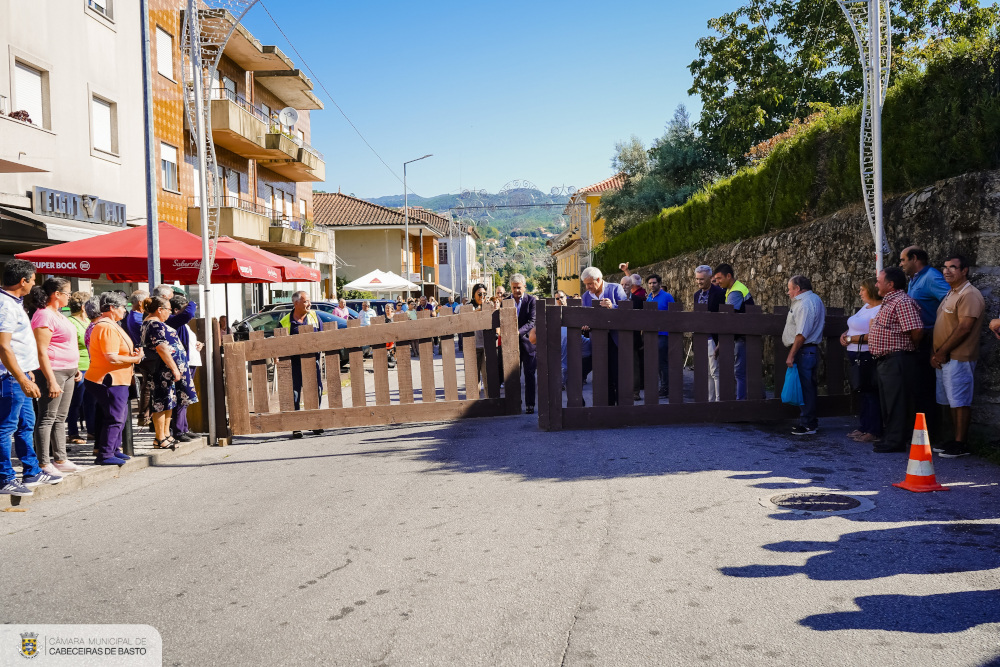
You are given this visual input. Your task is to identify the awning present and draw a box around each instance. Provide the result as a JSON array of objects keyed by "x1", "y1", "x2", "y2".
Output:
[
  {"x1": 343, "y1": 269, "x2": 419, "y2": 292},
  {"x1": 16, "y1": 221, "x2": 280, "y2": 284},
  {"x1": 216, "y1": 237, "x2": 321, "y2": 282},
  {"x1": 0, "y1": 158, "x2": 47, "y2": 174}
]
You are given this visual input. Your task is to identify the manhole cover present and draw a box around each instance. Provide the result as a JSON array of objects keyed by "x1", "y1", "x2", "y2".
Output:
[{"x1": 759, "y1": 492, "x2": 875, "y2": 516}]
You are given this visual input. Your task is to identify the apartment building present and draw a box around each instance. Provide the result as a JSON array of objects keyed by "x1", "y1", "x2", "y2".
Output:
[
  {"x1": 437, "y1": 225, "x2": 479, "y2": 302},
  {"x1": 149, "y1": 1, "x2": 329, "y2": 314},
  {"x1": 0, "y1": 0, "x2": 146, "y2": 293}
]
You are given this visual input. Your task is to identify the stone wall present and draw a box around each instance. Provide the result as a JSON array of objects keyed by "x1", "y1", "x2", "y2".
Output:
[{"x1": 608, "y1": 169, "x2": 1000, "y2": 431}]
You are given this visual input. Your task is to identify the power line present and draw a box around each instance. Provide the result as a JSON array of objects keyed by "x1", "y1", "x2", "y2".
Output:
[{"x1": 258, "y1": 1, "x2": 406, "y2": 189}]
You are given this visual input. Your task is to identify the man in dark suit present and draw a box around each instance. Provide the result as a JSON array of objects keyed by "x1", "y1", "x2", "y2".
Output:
[{"x1": 507, "y1": 274, "x2": 537, "y2": 414}]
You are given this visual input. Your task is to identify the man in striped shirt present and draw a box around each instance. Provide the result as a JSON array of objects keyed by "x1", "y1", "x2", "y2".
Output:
[{"x1": 867, "y1": 267, "x2": 925, "y2": 453}]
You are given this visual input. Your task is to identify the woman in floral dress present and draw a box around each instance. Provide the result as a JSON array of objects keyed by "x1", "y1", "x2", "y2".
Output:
[{"x1": 140, "y1": 296, "x2": 198, "y2": 449}]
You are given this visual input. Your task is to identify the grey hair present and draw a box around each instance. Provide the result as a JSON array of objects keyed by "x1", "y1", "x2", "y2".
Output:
[
  {"x1": 630, "y1": 273, "x2": 643, "y2": 286},
  {"x1": 99, "y1": 291, "x2": 127, "y2": 312},
  {"x1": 580, "y1": 266, "x2": 602, "y2": 282},
  {"x1": 291, "y1": 290, "x2": 309, "y2": 303},
  {"x1": 130, "y1": 289, "x2": 149, "y2": 305},
  {"x1": 83, "y1": 297, "x2": 101, "y2": 320},
  {"x1": 509, "y1": 273, "x2": 527, "y2": 287},
  {"x1": 790, "y1": 275, "x2": 813, "y2": 292},
  {"x1": 152, "y1": 284, "x2": 173, "y2": 299},
  {"x1": 695, "y1": 264, "x2": 713, "y2": 276}
]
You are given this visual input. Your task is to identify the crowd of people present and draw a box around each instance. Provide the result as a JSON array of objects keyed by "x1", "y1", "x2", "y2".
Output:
[{"x1": 1, "y1": 260, "x2": 203, "y2": 497}]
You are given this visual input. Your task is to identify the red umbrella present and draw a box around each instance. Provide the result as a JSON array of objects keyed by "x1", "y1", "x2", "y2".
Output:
[
  {"x1": 16, "y1": 221, "x2": 280, "y2": 284},
  {"x1": 216, "y1": 237, "x2": 321, "y2": 282}
]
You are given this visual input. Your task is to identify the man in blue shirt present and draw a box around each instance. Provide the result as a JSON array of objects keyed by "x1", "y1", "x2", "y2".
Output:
[
  {"x1": 645, "y1": 274, "x2": 675, "y2": 398},
  {"x1": 123, "y1": 289, "x2": 148, "y2": 346},
  {"x1": 581, "y1": 266, "x2": 628, "y2": 405},
  {"x1": 901, "y1": 246, "x2": 949, "y2": 441}
]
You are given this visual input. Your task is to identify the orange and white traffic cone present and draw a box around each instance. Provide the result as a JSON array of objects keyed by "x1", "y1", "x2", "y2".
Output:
[{"x1": 893, "y1": 413, "x2": 948, "y2": 493}]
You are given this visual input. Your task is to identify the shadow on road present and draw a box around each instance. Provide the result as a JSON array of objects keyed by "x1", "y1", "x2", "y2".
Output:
[{"x1": 799, "y1": 590, "x2": 1000, "y2": 633}]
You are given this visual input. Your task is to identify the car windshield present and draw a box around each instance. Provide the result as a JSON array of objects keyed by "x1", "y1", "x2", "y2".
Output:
[{"x1": 242, "y1": 312, "x2": 283, "y2": 334}]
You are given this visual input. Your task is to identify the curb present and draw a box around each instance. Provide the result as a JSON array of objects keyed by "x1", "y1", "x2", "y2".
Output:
[{"x1": 1, "y1": 436, "x2": 210, "y2": 510}]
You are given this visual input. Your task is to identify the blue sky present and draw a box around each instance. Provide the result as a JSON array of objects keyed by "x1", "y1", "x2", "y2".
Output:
[{"x1": 242, "y1": 0, "x2": 740, "y2": 199}]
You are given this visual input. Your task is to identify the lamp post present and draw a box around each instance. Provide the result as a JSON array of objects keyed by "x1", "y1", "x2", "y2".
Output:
[{"x1": 403, "y1": 154, "x2": 432, "y2": 290}]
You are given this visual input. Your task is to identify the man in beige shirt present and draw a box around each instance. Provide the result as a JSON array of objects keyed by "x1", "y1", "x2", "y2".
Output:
[{"x1": 931, "y1": 254, "x2": 986, "y2": 458}]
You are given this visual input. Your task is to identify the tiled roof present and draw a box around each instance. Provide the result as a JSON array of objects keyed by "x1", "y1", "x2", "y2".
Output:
[
  {"x1": 577, "y1": 172, "x2": 627, "y2": 195},
  {"x1": 312, "y1": 192, "x2": 450, "y2": 234}
]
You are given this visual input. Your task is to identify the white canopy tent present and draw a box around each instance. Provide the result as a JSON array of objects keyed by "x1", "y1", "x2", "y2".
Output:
[{"x1": 342, "y1": 269, "x2": 419, "y2": 294}]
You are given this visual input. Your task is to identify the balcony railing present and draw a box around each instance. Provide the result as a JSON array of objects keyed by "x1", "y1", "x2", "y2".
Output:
[
  {"x1": 270, "y1": 215, "x2": 306, "y2": 231},
  {"x1": 0, "y1": 94, "x2": 7, "y2": 115},
  {"x1": 210, "y1": 88, "x2": 270, "y2": 125},
  {"x1": 190, "y1": 196, "x2": 314, "y2": 231}
]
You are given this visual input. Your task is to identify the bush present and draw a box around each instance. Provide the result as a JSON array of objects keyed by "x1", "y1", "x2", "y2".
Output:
[{"x1": 596, "y1": 39, "x2": 1000, "y2": 272}]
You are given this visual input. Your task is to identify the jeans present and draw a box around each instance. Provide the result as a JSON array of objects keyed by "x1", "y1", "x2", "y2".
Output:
[
  {"x1": 707, "y1": 338, "x2": 720, "y2": 401},
  {"x1": 34, "y1": 367, "x2": 78, "y2": 465},
  {"x1": 291, "y1": 356, "x2": 323, "y2": 410},
  {"x1": 734, "y1": 338, "x2": 747, "y2": 400},
  {"x1": 848, "y1": 350, "x2": 883, "y2": 436},
  {"x1": 795, "y1": 346, "x2": 819, "y2": 429},
  {"x1": 87, "y1": 379, "x2": 130, "y2": 460},
  {"x1": 657, "y1": 336, "x2": 670, "y2": 395},
  {"x1": 0, "y1": 374, "x2": 42, "y2": 482}
]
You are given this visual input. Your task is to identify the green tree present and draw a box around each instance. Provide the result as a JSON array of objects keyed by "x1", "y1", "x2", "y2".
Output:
[
  {"x1": 611, "y1": 135, "x2": 650, "y2": 177},
  {"x1": 688, "y1": 0, "x2": 1000, "y2": 165}
]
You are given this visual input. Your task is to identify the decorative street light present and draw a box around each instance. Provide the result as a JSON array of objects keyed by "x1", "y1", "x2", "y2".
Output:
[
  {"x1": 837, "y1": 0, "x2": 891, "y2": 272},
  {"x1": 403, "y1": 154, "x2": 432, "y2": 288}
]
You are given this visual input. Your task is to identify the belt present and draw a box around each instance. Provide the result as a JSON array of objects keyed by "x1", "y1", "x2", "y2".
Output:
[
  {"x1": 875, "y1": 350, "x2": 914, "y2": 361},
  {"x1": 801, "y1": 343, "x2": 819, "y2": 348}
]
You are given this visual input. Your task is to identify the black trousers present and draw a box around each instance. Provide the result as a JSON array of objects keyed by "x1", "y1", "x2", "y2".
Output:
[
  {"x1": 913, "y1": 335, "x2": 942, "y2": 441},
  {"x1": 876, "y1": 351, "x2": 918, "y2": 451},
  {"x1": 607, "y1": 335, "x2": 619, "y2": 406},
  {"x1": 520, "y1": 347, "x2": 537, "y2": 409}
]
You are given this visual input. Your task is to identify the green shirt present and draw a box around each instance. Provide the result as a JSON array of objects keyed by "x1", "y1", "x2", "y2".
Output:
[{"x1": 68, "y1": 315, "x2": 90, "y2": 371}]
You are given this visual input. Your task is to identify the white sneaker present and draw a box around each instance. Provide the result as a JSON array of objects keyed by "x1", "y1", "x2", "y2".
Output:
[
  {"x1": 53, "y1": 460, "x2": 81, "y2": 473},
  {"x1": 40, "y1": 463, "x2": 61, "y2": 476}
]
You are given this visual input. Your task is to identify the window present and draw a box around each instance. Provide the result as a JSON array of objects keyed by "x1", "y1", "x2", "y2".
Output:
[
  {"x1": 261, "y1": 184, "x2": 273, "y2": 216},
  {"x1": 299, "y1": 199, "x2": 306, "y2": 219},
  {"x1": 156, "y1": 27, "x2": 173, "y2": 79},
  {"x1": 222, "y1": 76, "x2": 236, "y2": 96},
  {"x1": 91, "y1": 96, "x2": 114, "y2": 153},
  {"x1": 160, "y1": 143, "x2": 178, "y2": 192},
  {"x1": 88, "y1": 0, "x2": 112, "y2": 19},
  {"x1": 439, "y1": 241, "x2": 449, "y2": 265},
  {"x1": 259, "y1": 103, "x2": 271, "y2": 122},
  {"x1": 284, "y1": 191, "x2": 293, "y2": 217},
  {"x1": 14, "y1": 62, "x2": 45, "y2": 128}
]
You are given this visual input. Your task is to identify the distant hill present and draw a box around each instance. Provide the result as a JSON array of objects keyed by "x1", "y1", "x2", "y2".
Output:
[{"x1": 365, "y1": 189, "x2": 571, "y2": 234}]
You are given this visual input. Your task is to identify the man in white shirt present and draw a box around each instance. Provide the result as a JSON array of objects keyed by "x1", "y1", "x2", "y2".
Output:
[{"x1": 782, "y1": 275, "x2": 826, "y2": 435}]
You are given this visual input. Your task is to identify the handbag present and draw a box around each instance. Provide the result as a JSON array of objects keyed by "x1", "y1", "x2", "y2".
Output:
[
  {"x1": 847, "y1": 343, "x2": 876, "y2": 393},
  {"x1": 781, "y1": 364, "x2": 804, "y2": 406}
]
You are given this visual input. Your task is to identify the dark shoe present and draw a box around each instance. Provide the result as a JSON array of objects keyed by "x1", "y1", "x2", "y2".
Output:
[
  {"x1": 94, "y1": 456, "x2": 127, "y2": 466},
  {"x1": 525, "y1": 406, "x2": 534, "y2": 414},
  {"x1": 791, "y1": 425, "x2": 817, "y2": 435},
  {"x1": 152, "y1": 437, "x2": 177, "y2": 451},
  {"x1": 633, "y1": 391, "x2": 641, "y2": 401},
  {"x1": 173, "y1": 432, "x2": 193, "y2": 442},
  {"x1": 114, "y1": 450, "x2": 132, "y2": 460},
  {"x1": 291, "y1": 431, "x2": 303, "y2": 439},
  {"x1": 311, "y1": 429, "x2": 324, "y2": 435},
  {"x1": 872, "y1": 445, "x2": 906, "y2": 453},
  {"x1": 931, "y1": 440, "x2": 953, "y2": 454},
  {"x1": 939, "y1": 442, "x2": 971, "y2": 458},
  {"x1": 0, "y1": 479, "x2": 33, "y2": 496}
]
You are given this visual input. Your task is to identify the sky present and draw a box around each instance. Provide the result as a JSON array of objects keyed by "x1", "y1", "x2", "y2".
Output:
[{"x1": 241, "y1": 0, "x2": 741, "y2": 200}]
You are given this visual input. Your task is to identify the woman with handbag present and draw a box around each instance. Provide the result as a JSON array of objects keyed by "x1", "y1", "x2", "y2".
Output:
[{"x1": 840, "y1": 278, "x2": 883, "y2": 442}]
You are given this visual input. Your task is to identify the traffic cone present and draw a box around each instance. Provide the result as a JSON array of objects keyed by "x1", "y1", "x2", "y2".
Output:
[{"x1": 893, "y1": 413, "x2": 948, "y2": 493}]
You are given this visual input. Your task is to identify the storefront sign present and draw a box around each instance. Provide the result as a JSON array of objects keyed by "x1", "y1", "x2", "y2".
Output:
[{"x1": 32, "y1": 186, "x2": 127, "y2": 227}]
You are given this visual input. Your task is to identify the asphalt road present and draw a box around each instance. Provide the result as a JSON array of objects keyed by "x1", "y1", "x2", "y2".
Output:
[{"x1": 2, "y1": 414, "x2": 999, "y2": 666}]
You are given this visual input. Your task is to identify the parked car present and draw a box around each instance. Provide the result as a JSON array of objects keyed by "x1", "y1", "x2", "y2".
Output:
[
  {"x1": 258, "y1": 300, "x2": 359, "y2": 319},
  {"x1": 344, "y1": 299, "x2": 397, "y2": 317},
  {"x1": 231, "y1": 306, "x2": 351, "y2": 371}
]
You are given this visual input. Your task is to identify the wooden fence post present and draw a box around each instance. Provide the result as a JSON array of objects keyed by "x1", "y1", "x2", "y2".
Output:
[
  {"x1": 536, "y1": 299, "x2": 551, "y2": 429},
  {"x1": 499, "y1": 301, "x2": 521, "y2": 415}
]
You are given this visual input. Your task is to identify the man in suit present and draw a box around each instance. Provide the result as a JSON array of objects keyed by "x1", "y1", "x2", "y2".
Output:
[{"x1": 507, "y1": 274, "x2": 537, "y2": 414}]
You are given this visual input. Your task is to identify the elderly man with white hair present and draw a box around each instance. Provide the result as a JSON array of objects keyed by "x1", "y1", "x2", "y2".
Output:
[
  {"x1": 280, "y1": 291, "x2": 324, "y2": 439},
  {"x1": 581, "y1": 266, "x2": 629, "y2": 405},
  {"x1": 693, "y1": 264, "x2": 725, "y2": 401}
]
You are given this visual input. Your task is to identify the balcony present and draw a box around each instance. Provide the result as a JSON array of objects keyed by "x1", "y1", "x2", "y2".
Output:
[
  {"x1": 209, "y1": 89, "x2": 269, "y2": 160},
  {"x1": 192, "y1": 9, "x2": 294, "y2": 72},
  {"x1": 254, "y1": 69, "x2": 323, "y2": 110},
  {"x1": 187, "y1": 196, "x2": 327, "y2": 254},
  {"x1": 258, "y1": 130, "x2": 326, "y2": 183}
]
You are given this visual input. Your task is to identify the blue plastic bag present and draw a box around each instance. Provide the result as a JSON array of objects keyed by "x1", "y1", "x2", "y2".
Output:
[{"x1": 781, "y1": 364, "x2": 804, "y2": 406}]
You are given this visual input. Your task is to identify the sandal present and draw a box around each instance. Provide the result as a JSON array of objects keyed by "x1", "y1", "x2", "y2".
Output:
[
  {"x1": 153, "y1": 437, "x2": 177, "y2": 451},
  {"x1": 68, "y1": 437, "x2": 87, "y2": 445}
]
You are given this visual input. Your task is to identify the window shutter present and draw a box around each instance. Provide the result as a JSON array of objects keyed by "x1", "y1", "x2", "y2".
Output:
[
  {"x1": 92, "y1": 97, "x2": 113, "y2": 153},
  {"x1": 156, "y1": 28, "x2": 173, "y2": 78},
  {"x1": 14, "y1": 62, "x2": 44, "y2": 126}
]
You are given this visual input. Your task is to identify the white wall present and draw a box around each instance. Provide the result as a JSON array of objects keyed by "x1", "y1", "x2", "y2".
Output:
[{"x1": 0, "y1": 0, "x2": 146, "y2": 219}]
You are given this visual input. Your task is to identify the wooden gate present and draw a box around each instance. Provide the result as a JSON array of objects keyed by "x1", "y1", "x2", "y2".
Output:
[
  {"x1": 536, "y1": 299, "x2": 852, "y2": 431},
  {"x1": 221, "y1": 302, "x2": 522, "y2": 435}
]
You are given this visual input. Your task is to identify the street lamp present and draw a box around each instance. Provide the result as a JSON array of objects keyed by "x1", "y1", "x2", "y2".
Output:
[{"x1": 403, "y1": 154, "x2": 432, "y2": 289}]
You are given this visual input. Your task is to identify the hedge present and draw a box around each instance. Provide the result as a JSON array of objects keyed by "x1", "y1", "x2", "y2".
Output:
[{"x1": 595, "y1": 39, "x2": 1000, "y2": 272}]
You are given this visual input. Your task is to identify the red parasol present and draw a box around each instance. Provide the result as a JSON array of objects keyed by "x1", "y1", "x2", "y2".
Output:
[
  {"x1": 216, "y1": 237, "x2": 321, "y2": 282},
  {"x1": 16, "y1": 221, "x2": 280, "y2": 284}
]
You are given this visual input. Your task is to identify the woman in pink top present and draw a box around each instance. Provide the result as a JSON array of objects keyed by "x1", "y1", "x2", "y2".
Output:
[
  {"x1": 30, "y1": 278, "x2": 82, "y2": 474},
  {"x1": 331, "y1": 298, "x2": 349, "y2": 320}
]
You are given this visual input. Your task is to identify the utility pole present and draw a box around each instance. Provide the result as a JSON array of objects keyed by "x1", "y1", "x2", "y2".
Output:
[
  {"x1": 403, "y1": 154, "x2": 432, "y2": 294},
  {"x1": 140, "y1": 0, "x2": 160, "y2": 290},
  {"x1": 187, "y1": 0, "x2": 217, "y2": 446},
  {"x1": 869, "y1": 0, "x2": 885, "y2": 273}
]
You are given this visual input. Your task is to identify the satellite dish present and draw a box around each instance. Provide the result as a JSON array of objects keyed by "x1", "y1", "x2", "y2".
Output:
[{"x1": 278, "y1": 107, "x2": 299, "y2": 126}]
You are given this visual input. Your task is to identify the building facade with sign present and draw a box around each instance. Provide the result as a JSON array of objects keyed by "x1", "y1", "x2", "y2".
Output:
[{"x1": 0, "y1": 0, "x2": 146, "y2": 291}]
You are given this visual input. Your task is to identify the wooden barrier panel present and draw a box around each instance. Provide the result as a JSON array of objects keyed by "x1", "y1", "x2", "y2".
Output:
[
  {"x1": 539, "y1": 302, "x2": 851, "y2": 431},
  {"x1": 221, "y1": 305, "x2": 522, "y2": 435}
]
